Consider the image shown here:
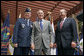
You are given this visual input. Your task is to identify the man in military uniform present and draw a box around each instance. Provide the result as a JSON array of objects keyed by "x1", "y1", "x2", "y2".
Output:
[{"x1": 13, "y1": 8, "x2": 33, "y2": 55}]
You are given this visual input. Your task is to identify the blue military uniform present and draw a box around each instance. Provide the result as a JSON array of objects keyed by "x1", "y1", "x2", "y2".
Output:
[{"x1": 13, "y1": 8, "x2": 33, "y2": 55}]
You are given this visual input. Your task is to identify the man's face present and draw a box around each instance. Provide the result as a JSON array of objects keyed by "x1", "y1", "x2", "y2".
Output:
[
  {"x1": 24, "y1": 12, "x2": 31, "y2": 19},
  {"x1": 37, "y1": 10, "x2": 44, "y2": 20},
  {"x1": 59, "y1": 10, "x2": 67, "y2": 19}
]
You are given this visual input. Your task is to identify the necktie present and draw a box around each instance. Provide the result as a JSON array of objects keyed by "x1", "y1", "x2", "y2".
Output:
[
  {"x1": 60, "y1": 21, "x2": 63, "y2": 29},
  {"x1": 40, "y1": 20, "x2": 43, "y2": 31},
  {"x1": 25, "y1": 19, "x2": 29, "y2": 26},
  {"x1": 27, "y1": 19, "x2": 29, "y2": 26}
]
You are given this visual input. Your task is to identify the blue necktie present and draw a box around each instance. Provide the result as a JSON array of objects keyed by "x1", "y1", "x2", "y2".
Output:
[
  {"x1": 40, "y1": 20, "x2": 43, "y2": 31},
  {"x1": 26, "y1": 19, "x2": 29, "y2": 26}
]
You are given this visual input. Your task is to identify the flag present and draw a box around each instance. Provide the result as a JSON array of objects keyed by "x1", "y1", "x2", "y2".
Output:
[
  {"x1": 49, "y1": 15, "x2": 51, "y2": 21},
  {"x1": 8, "y1": 34, "x2": 14, "y2": 55},
  {"x1": 79, "y1": 38, "x2": 83, "y2": 54},
  {"x1": 51, "y1": 19, "x2": 55, "y2": 36},
  {"x1": 8, "y1": 44, "x2": 14, "y2": 55},
  {"x1": 74, "y1": 34, "x2": 80, "y2": 55},
  {"x1": 19, "y1": 13, "x2": 21, "y2": 18},
  {"x1": 51, "y1": 48, "x2": 56, "y2": 55},
  {"x1": 1, "y1": 11, "x2": 10, "y2": 55},
  {"x1": 1, "y1": 23, "x2": 3, "y2": 27},
  {"x1": 48, "y1": 11, "x2": 51, "y2": 21},
  {"x1": 50, "y1": 17, "x2": 57, "y2": 55},
  {"x1": 51, "y1": 18, "x2": 56, "y2": 55},
  {"x1": 30, "y1": 49, "x2": 34, "y2": 55},
  {"x1": 1, "y1": 23, "x2": 4, "y2": 33}
]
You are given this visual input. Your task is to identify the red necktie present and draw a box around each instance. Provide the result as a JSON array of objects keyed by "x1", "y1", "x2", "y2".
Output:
[{"x1": 60, "y1": 21, "x2": 63, "y2": 29}]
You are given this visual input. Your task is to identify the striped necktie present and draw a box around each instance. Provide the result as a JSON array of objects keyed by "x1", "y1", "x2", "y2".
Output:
[{"x1": 60, "y1": 20, "x2": 63, "y2": 29}]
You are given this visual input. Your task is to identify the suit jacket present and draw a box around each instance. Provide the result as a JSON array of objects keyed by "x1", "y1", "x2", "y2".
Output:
[
  {"x1": 55, "y1": 18, "x2": 77, "y2": 48},
  {"x1": 13, "y1": 18, "x2": 33, "y2": 47},
  {"x1": 31, "y1": 19, "x2": 54, "y2": 49}
]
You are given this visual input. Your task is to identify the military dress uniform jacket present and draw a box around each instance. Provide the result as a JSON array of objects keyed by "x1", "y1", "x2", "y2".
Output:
[{"x1": 13, "y1": 18, "x2": 33, "y2": 47}]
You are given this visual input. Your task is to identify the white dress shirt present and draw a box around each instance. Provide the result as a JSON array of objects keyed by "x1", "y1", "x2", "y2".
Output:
[
  {"x1": 39, "y1": 19, "x2": 44, "y2": 25},
  {"x1": 60, "y1": 17, "x2": 67, "y2": 24}
]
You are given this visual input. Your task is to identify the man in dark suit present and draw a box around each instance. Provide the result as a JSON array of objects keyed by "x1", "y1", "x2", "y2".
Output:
[
  {"x1": 13, "y1": 8, "x2": 33, "y2": 55},
  {"x1": 54, "y1": 9, "x2": 77, "y2": 55}
]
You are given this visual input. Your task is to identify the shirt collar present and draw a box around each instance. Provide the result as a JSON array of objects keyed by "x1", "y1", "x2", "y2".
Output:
[
  {"x1": 38, "y1": 19, "x2": 44, "y2": 22},
  {"x1": 63, "y1": 17, "x2": 67, "y2": 21},
  {"x1": 25, "y1": 18, "x2": 30, "y2": 21},
  {"x1": 42, "y1": 19, "x2": 44, "y2": 21}
]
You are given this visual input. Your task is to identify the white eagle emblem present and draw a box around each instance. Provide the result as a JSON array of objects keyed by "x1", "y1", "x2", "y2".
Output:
[{"x1": 21, "y1": 24, "x2": 25, "y2": 28}]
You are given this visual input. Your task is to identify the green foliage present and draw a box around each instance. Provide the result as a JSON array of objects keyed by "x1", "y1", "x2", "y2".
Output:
[{"x1": 78, "y1": 21, "x2": 83, "y2": 32}]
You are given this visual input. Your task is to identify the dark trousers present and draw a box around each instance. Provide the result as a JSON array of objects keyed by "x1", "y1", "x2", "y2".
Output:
[
  {"x1": 13, "y1": 47, "x2": 30, "y2": 55},
  {"x1": 57, "y1": 42, "x2": 75, "y2": 55}
]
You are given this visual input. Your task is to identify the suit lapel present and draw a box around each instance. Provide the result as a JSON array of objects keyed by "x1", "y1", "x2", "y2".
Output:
[
  {"x1": 42, "y1": 19, "x2": 46, "y2": 31},
  {"x1": 22, "y1": 18, "x2": 27, "y2": 25},
  {"x1": 26, "y1": 20, "x2": 29, "y2": 27},
  {"x1": 58, "y1": 18, "x2": 68, "y2": 30},
  {"x1": 58, "y1": 20, "x2": 61, "y2": 30},
  {"x1": 62, "y1": 18, "x2": 68, "y2": 29},
  {"x1": 36, "y1": 21, "x2": 41, "y2": 32},
  {"x1": 35, "y1": 19, "x2": 46, "y2": 32},
  {"x1": 29, "y1": 20, "x2": 31, "y2": 26}
]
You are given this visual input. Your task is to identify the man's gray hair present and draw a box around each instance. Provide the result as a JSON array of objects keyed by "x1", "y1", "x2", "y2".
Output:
[
  {"x1": 60, "y1": 9, "x2": 67, "y2": 13},
  {"x1": 37, "y1": 9, "x2": 44, "y2": 14}
]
